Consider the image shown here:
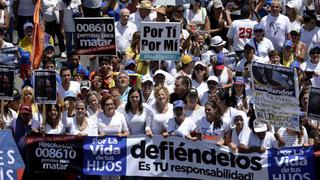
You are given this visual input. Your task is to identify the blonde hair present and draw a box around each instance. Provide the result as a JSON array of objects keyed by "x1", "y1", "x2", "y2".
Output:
[
  {"x1": 21, "y1": 86, "x2": 35, "y2": 104},
  {"x1": 154, "y1": 86, "x2": 170, "y2": 104}
]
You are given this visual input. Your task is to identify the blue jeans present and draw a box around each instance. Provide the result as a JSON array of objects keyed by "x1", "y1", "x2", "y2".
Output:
[{"x1": 65, "y1": 32, "x2": 75, "y2": 60}]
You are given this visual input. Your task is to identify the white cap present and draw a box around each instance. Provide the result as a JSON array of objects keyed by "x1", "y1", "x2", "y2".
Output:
[
  {"x1": 142, "y1": 75, "x2": 153, "y2": 84},
  {"x1": 194, "y1": 61, "x2": 206, "y2": 67},
  {"x1": 253, "y1": 120, "x2": 268, "y2": 133},
  {"x1": 23, "y1": 22, "x2": 34, "y2": 30},
  {"x1": 154, "y1": 69, "x2": 166, "y2": 77},
  {"x1": 286, "y1": 1, "x2": 297, "y2": 9},
  {"x1": 207, "y1": 76, "x2": 219, "y2": 83}
]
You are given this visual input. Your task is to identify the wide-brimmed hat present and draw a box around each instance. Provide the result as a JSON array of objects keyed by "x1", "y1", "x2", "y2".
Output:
[
  {"x1": 154, "y1": 5, "x2": 166, "y2": 15},
  {"x1": 136, "y1": 0, "x2": 154, "y2": 10},
  {"x1": 210, "y1": 36, "x2": 226, "y2": 47},
  {"x1": 253, "y1": 120, "x2": 267, "y2": 133}
]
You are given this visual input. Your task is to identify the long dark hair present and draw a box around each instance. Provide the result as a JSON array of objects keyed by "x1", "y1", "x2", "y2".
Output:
[
  {"x1": 230, "y1": 84, "x2": 248, "y2": 110},
  {"x1": 216, "y1": 89, "x2": 231, "y2": 107},
  {"x1": 125, "y1": 87, "x2": 143, "y2": 114},
  {"x1": 45, "y1": 104, "x2": 62, "y2": 127},
  {"x1": 205, "y1": 101, "x2": 222, "y2": 129}
]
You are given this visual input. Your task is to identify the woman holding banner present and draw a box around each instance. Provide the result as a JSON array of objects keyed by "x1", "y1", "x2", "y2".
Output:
[
  {"x1": 43, "y1": 104, "x2": 66, "y2": 134},
  {"x1": 225, "y1": 111, "x2": 250, "y2": 153},
  {"x1": 194, "y1": 101, "x2": 227, "y2": 145},
  {"x1": 123, "y1": 87, "x2": 153, "y2": 135},
  {"x1": 69, "y1": 100, "x2": 98, "y2": 136},
  {"x1": 149, "y1": 86, "x2": 173, "y2": 135},
  {"x1": 97, "y1": 94, "x2": 129, "y2": 136},
  {"x1": 184, "y1": 88, "x2": 205, "y2": 123},
  {"x1": 214, "y1": 90, "x2": 238, "y2": 130}
]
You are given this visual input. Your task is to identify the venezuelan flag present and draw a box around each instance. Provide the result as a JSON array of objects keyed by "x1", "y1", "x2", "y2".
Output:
[{"x1": 31, "y1": 0, "x2": 45, "y2": 69}]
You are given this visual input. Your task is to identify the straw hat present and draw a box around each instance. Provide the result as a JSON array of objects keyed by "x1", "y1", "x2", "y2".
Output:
[
  {"x1": 136, "y1": 0, "x2": 154, "y2": 10},
  {"x1": 155, "y1": 6, "x2": 166, "y2": 15}
]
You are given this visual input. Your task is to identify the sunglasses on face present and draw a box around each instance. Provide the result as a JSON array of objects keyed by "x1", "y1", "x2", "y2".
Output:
[{"x1": 195, "y1": 67, "x2": 206, "y2": 71}]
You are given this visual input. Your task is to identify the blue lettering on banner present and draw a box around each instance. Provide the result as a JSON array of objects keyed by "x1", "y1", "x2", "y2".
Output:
[
  {"x1": 0, "y1": 130, "x2": 25, "y2": 180},
  {"x1": 268, "y1": 147, "x2": 314, "y2": 180},
  {"x1": 83, "y1": 136, "x2": 126, "y2": 175}
]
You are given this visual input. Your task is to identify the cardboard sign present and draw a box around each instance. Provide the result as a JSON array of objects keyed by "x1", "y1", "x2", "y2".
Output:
[
  {"x1": 0, "y1": 65, "x2": 14, "y2": 100},
  {"x1": 34, "y1": 70, "x2": 57, "y2": 104},
  {"x1": 251, "y1": 62, "x2": 300, "y2": 130},
  {"x1": 140, "y1": 22, "x2": 181, "y2": 61},
  {"x1": 75, "y1": 17, "x2": 116, "y2": 55}
]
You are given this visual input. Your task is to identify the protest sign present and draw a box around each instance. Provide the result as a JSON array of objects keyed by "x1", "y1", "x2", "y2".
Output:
[
  {"x1": 140, "y1": 22, "x2": 181, "y2": 61},
  {"x1": 268, "y1": 147, "x2": 315, "y2": 180},
  {"x1": 25, "y1": 135, "x2": 83, "y2": 175},
  {"x1": 34, "y1": 70, "x2": 57, "y2": 104},
  {"x1": 75, "y1": 17, "x2": 116, "y2": 55},
  {"x1": 0, "y1": 130, "x2": 25, "y2": 180},
  {"x1": 251, "y1": 62, "x2": 300, "y2": 130},
  {"x1": 0, "y1": 65, "x2": 14, "y2": 100},
  {"x1": 307, "y1": 87, "x2": 320, "y2": 121},
  {"x1": 25, "y1": 134, "x2": 316, "y2": 180},
  {"x1": 83, "y1": 136, "x2": 127, "y2": 175}
]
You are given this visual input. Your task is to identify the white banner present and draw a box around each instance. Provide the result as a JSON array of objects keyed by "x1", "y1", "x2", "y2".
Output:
[
  {"x1": 140, "y1": 22, "x2": 181, "y2": 61},
  {"x1": 126, "y1": 136, "x2": 268, "y2": 179},
  {"x1": 28, "y1": 134, "x2": 316, "y2": 180},
  {"x1": 251, "y1": 62, "x2": 300, "y2": 131}
]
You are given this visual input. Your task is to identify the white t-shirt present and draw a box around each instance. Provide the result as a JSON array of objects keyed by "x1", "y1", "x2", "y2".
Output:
[
  {"x1": 42, "y1": 0, "x2": 59, "y2": 22},
  {"x1": 300, "y1": 59, "x2": 320, "y2": 72},
  {"x1": 235, "y1": 55, "x2": 268, "y2": 73},
  {"x1": 57, "y1": 0, "x2": 82, "y2": 32},
  {"x1": 44, "y1": 121, "x2": 66, "y2": 135},
  {"x1": 195, "y1": 117, "x2": 226, "y2": 143},
  {"x1": 300, "y1": 26, "x2": 320, "y2": 51},
  {"x1": 185, "y1": 106, "x2": 205, "y2": 123},
  {"x1": 227, "y1": 19, "x2": 258, "y2": 51},
  {"x1": 230, "y1": 126, "x2": 251, "y2": 146},
  {"x1": 201, "y1": 48, "x2": 229, "y2": 66},
  {"x1": 150, "y1": 103, "x2": 173, "y2": 134},
  {"x1": 185, "y1": 7, "x2": 207, "y2": 27},
  {"x1": 192, "y1": 79, "x2": 208, "y2": 99},
  {"x1": 241, "y1": 131, "x2": 278, "y2": 149},
  {"x1": 57, "y1": 81, "x2": 81, "y2": 101},
  {"x1": 115, "y1": 21, "x2": 137, "y2": 53},
  {"x1": 123, "y1": 103, "x2": 153, "y2": 135},
  {"x1": 96, "y1": 111, "x2": 129, "y2": 135},
  {"x1": 260, "y1": 14, "x2": 291, "y2": 51},
  {"x1": 18, "y1": 0, "x2": 35, "y2": 16},
  {"x1": 277, "y1": 127, "x2": 308, "y2": 147},
  {"x1": 167, "y1": 118, "x2": 196, "y2": 137},
  {"x1": 221, "y1": 107, "x2": 238, "y2": 131},
  {"x1": 248, "y1": 37, "x2": 274, "y2": 61},
  {"x1": 3, "y1": 108, "x2": 17, "y2": 128},
  {"x1": 128, "y1": 11, "x2": 156, "y2": 30},
  {"x1": 69, "y1": 117, "x2": 98, "y2": 136}
]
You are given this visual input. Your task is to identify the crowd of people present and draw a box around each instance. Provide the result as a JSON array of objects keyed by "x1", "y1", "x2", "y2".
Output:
[{"x1": 0, "y1": 0, "x2": 320, "y2": 179}]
